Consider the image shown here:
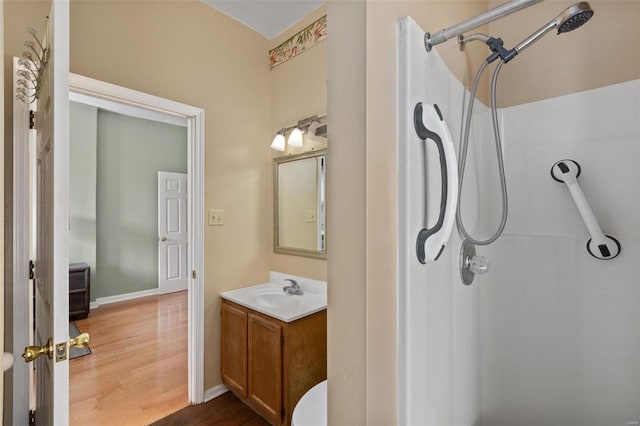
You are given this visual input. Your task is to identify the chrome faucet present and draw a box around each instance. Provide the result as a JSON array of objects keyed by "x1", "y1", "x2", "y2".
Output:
[{"x1": 282, "y1": 279, "x2": 304, "y2": 296}]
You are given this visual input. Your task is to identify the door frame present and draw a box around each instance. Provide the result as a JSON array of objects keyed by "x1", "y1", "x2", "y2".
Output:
[
  {"x1": 68, "y1": 74, "x2": 206, "y2": 403},
  {"x1": 12, "y1": 72, "x2": 206, "y2": 406}
]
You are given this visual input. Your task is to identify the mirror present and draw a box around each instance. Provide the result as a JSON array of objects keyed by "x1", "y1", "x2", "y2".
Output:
[{"x1": 274, "y1": 149, "x2": 326, "y2": 259}]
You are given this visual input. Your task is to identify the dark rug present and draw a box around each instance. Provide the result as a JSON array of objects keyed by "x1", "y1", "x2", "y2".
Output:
[{"x1": 69, "y1": 322, "x2": 92, "y2": 360}]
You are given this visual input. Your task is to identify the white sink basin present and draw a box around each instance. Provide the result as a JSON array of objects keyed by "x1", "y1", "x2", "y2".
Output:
[
  {"x1": 220, "y1": 277, "x2": 327, "y2": 323},
  {"x1": 252, "y1": 291, "x2": 302, "y2": 309}
]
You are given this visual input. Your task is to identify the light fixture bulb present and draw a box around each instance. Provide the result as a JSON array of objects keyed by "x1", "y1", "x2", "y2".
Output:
[
  {"x1": 270, "y1": 133, "x2": 285, "y2": 151},
  {"x1": 288, "y1": 127, "x2": 304, "y2": 147}
]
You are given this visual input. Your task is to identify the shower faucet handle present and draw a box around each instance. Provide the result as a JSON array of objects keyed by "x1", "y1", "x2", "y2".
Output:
[
  {"x1": 466, "y1": 255, "x2": 490, "y2": 275},
  {"x1": 460, "y1": 241, "x2": 490, "y2": 285}
]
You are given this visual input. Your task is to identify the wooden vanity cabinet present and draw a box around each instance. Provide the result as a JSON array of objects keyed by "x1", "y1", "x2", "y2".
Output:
[
  {"x1": 221, "y1": 299, "x2": 327, "y2": 426},
  {"x1": 221, "y1": 301, "x2": 248, "y2": 397},
  {"x1": 248, "y1": 312, "x2": 283, "y2": 423}
]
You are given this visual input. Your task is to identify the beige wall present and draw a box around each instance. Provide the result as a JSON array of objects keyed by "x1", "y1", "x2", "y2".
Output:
[
  {"x1": 489, "y1": 0, "x2": 640, "y2": 107},
  {"x1": 269, "y1": 4, "x2": 327, "y2": 281},
  {"x1": 327, "y1": 2, "x2": 367, "y2": 423},
  {"x1": 4, "y1": 0, "x2": 272, "y2": 391}
]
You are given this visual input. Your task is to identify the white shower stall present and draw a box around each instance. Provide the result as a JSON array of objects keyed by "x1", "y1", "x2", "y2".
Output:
[{"x1": 398, "y1": 15, "x2": 640, "y2": 426}]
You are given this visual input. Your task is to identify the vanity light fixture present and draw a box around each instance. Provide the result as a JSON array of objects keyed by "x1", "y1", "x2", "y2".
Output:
[
  {"x1": 271, "y1": 114, "x2": 328, "y2": 151},
  {"x1": 288, "y1": 127, "x2": 304, "y2": 147},
  {"x1": 271, "y1": 132, "x2": 286, "y2": 151}
]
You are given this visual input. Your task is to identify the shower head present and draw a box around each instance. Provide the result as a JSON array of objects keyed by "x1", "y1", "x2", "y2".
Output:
[
  {"x1": 557, "y1": 2, "x2": 594, "y2": 33},
  {"x1": 514, "y1": 2, "x2": 593, "y2": 53}
]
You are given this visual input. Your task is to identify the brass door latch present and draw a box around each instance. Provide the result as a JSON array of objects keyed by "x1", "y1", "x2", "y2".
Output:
[{"x1": 23, "y1": 333, "x2": 90, "y2": 363}]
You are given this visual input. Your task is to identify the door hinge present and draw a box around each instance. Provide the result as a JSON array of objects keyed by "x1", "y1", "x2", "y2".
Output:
[
  {"x1": 29, "y1": 260, "x2": 35, "y2": 280},
  {"x1": 29, "y1": 410, "x2": 35, "y2": 424},
  {"x1": 280, "y1": 335, "x2": 284, "y2": 346},
  {"x1": 29, "y1": 110, "x2": 36, "y2": 130},
  {"x1": 281, "y1": 406, "x2": 285, "y2": 420},
  {"x1": 192, "y1": 270, "x2": 196, "y2": 279}
]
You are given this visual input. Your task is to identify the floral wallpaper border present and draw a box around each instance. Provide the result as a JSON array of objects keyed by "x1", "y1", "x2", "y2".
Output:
[{"x1": 269, "y1": 15, "x2": 327, "y2": 70}]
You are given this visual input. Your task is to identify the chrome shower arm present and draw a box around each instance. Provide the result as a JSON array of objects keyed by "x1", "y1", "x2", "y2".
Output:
[
  {"x1": 514, "y1": 19, "x2": 557, "y2": 52},
  {"x1": 425, "y1": 0, "x2": 544, "y2": 51}
]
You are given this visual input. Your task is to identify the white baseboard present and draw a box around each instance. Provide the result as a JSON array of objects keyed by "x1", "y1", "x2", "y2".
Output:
[
  {"x1": 90, "y1": 288, "x2": 159, "y2": 309},
  {"x1": 204, "y1": 384, "x2": 229, "y2": 403}
]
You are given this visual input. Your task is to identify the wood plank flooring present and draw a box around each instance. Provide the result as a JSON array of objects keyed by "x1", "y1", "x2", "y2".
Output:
[
  {"x1": 152, "y1": 391, "x2": 270, "y2": 426},
  {"x1": 70, "y1": 291, "x2": 189, "y2": 425}
]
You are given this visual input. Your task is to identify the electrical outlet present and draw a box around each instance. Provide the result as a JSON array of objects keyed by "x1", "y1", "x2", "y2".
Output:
[
  {"x1": 306, "y1": 210, "x2": 316, "y2": 223},
  {"x1": 208, "y1": 209, "x2": 224, "y2": 226}
]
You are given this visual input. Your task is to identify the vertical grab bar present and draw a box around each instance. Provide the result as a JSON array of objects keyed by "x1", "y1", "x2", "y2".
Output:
[
  {"x1": 414, "y1": 103, "x2": 458, "y2": 263},
  {"x1": 551, "y1": 159, "x2": 621, "y2": 260}
]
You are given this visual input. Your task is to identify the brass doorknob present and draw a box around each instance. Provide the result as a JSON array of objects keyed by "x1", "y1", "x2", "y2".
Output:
[
  {"x1": 22, "y1": 338, "x2": 53, "y2": 363},
  {"x1": 160, "y1": 236, "x2": 167, "y2": 241},
  {"x1": 70, "y1": 333, "x2": 90, "y2": 349},
  {"x1": 22, "y1": 333, "x2": 90, "y2": 363}
]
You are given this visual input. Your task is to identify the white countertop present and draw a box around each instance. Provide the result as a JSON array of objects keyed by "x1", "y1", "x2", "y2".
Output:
[{"x1": 220, "y1": 273, "x2": 327, "y2": 323}]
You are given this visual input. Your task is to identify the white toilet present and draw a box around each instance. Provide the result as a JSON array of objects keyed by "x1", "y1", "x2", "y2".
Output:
[{"x1": 292, "y1": 380, "x2": 327, "y2": 426}]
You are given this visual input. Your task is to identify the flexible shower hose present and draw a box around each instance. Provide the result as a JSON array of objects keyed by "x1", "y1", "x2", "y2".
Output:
[{"x1": 456, "y1": 59, "x2": 508, "y2": 246}]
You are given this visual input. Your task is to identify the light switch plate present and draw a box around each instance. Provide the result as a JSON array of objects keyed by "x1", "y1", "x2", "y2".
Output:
[
  {"x1": 208, "y1": 209, "x2": 224, "y2": 226},
  {"x1": 306, "y1": 210, "x2": 316, "y2": 223}
]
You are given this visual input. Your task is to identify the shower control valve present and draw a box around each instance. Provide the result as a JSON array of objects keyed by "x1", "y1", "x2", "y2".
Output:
[
  {"x1": 460, "y1": 240, "x2": 490, "y2": 285},
  {"x1": 465, "y1": 254, "x2": 491, "y2": 275}
]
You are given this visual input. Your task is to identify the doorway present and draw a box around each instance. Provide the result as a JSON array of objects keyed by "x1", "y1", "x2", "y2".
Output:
[
  {"x1": 68, "y1": 74, "x2": 205, "y2": 404},
  {"x1": 67, "y1": 100, "x2": 190, "y2": 421},
  {"x1": 10, "y1": 71, "x2": 205, "y2": 423},
  {"x1": 68, "y1": 75, "x2": 205, "y2": 408}
]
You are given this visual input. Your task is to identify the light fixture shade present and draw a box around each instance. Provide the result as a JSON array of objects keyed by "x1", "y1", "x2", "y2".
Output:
[
  {"x1": 288, "y1": 127, "x2": 304, "y2": 147},
  {"x1": 306, "y1": 120, "x2": 327, "y2": 142},
  {"x1": 271, "y1": 133, "x2": 286, "y2": 151}
]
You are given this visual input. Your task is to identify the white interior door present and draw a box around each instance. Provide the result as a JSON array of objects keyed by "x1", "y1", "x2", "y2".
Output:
[
  {"x1": 12, "y1": 57, "x2": 37, "y2": 424},
  {"x1": 158, "y1": 171, "x2": 188, "y2": 294},
  {"x1": 32, "y1": 2, "x2": 70, "y2": 424}
]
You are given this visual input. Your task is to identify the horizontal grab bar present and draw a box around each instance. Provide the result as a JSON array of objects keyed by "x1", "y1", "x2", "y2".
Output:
[{"x1": 551, "y1": 159, "x2": 621, "y2": 260}]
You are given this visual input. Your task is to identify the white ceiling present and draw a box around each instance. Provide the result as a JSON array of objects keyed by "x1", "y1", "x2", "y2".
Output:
[{"x1": 201, "y1": 1, "x2": 325, "y2": 40}]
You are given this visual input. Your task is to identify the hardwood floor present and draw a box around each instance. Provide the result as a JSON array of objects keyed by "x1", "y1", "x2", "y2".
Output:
[
  {"x1": 70, "y1": 291, "x2": 189, "y2": 425},
  {"x1": 152, "y1": 391, "x2": 270, "y2": 426}
]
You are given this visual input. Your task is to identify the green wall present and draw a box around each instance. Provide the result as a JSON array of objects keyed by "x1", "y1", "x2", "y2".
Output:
[
  {"x1": 69, "y1": 102, "x2": 98, "y2": 287},
  {"x1": 95, "y1": 110, "x2": 187, "y2": 299},
  {"x1": 69, "y1": 103, "x2": 187, "y2": 301}
]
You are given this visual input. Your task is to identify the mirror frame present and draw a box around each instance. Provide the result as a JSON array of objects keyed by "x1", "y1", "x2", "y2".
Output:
[{"x1": 273, "y1": 149, "x2": 327, "y2": 259}]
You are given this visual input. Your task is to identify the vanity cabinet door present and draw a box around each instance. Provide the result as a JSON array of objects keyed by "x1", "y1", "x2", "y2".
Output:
[
  {"x1": 248, "y1": 312, "x2": 283, "y2": 424},
  {"x1": 221, "y1": 301, "x2": 248, "y2": 397}
]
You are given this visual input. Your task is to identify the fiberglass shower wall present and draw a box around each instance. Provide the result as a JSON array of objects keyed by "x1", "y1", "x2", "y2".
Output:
[
  {"x1": 479, "y1": 80, "x2": 640, "y2": 426},
  {"x1": 398, "y1": 17, "x2": 490, "y2": 425},
  {"x1": 398, "y1": 5, "x2": 640, "y2": 426}
]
